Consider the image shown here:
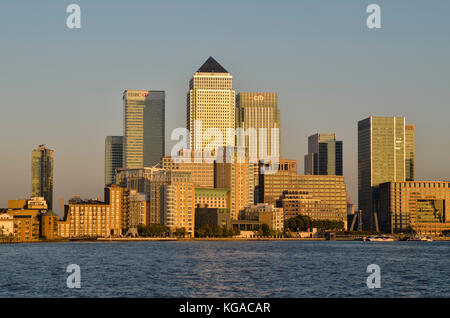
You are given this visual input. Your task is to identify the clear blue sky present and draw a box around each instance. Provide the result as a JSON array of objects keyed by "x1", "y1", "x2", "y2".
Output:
[{"x1": 1, "y1": 0, "x2": 449, "y2": 214}]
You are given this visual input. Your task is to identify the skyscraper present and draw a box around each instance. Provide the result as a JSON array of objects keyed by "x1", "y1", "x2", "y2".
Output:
[
  {"x1": 105, "y1": 136, "x2": 123, "y2": 186},
  {"x1": 123, "y1": 90, "x2": 165, "y2": 169},
  {"x1": 358, "y1": 116, "x2": 415, "y2": 230},
  {"x1": 405, "y1": 124, "x2": 415, "y2": 181},
  {"x1": 304, "y1": 133, "x2": 343, "y2": 176},
  {"x1": 187, "y1": 57, "x2": 235, "y2": 151},
  {"x1": 31, "y1": 145, "x2": 54, "y2": 210},
  {"x1": 236, "y1": 92, "x2": 281, "y2": 164}
]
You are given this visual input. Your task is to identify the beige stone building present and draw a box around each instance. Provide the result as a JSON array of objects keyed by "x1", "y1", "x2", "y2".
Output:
[
  {"x1": 7, "y1": 210, "x2": 41, "y2": 241},
  {"x1": 58, "y1": 185, "x2": 128, "y2": 238},
  {"x1": 163, "y1": 181, "x2": 195, "y2": 237},
  {"x1": 195, "y1": 188, "x2": 230, "y2": 209},
  {"x1": 241, "y1": 203, "x2": 284, "y2": 233},
  {"x1": 163, "y1": 151, "x2": 215, "y2": 188},
  {"x1": 259, "y1": 159, "x2": 347, "y2": 225},
  {"x1": 0, "y1": 213, "x2": 14, "y2": 237},
  {"x1": 379, "y1": 181, "x2": 450, "y2": 236},
  {"x1": 215, "y1": 150, "x2": 255, "y2": 220},
  {"x1": 129, "y1": 190, "x2": 148, "y2": 226},
  {"x1": 278, "y1": 190, "x2": 343, "y2": 223}
]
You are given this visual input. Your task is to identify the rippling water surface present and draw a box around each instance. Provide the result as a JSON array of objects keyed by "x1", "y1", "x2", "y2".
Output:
[{"x1": 0, "y1": 241, "x2": 449, "y2": 297}]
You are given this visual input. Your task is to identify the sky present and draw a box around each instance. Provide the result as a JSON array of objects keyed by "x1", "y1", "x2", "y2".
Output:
[{"x1": 1, "y1": 0, "x2": 449, "y2": 215}]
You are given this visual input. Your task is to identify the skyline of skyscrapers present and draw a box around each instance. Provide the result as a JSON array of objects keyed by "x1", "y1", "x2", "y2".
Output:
[
  {"x1": 123, "y1": 90, "x2": 165, "y2": 169},
  {"x1": 12, "y1": 56, "x2": 449, "y2": 240},
  {"x1": 187, "y1": 57, "x2": 236, "y2": 151},
  {"x1": 31, "y1": 144, "x2": 54, "y2": 210},
  {"x1": 358, "y1": 116, "x2": 415, "y2": 231},
  {"x1": 304, "y1": 133, "x2": 343, "y2": 176},
  {"x1": 105, "y1": 136, "x2": 123, "y2": 187}
]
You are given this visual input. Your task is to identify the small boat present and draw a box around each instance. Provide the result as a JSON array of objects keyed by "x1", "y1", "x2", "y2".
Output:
[
  {"x1": 407, "y1": 235, "x2": 433, "y2": 242},
  {"x1": 366, "y1": 235, "x2": 396, "y2": 242}
]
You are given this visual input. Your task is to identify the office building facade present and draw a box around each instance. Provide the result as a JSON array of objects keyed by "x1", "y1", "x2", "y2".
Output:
[
  {"x1": 304, "y1": 133, "x2": 343, "y2": 176},
  {"x1": 123, "y1": 90, "x2": 165, "y2": 169},
  {"x1": 379, "y1": 181, "x2": 450, "y2": 236},
  {"x1": 187, "y1": 57, "x2": 235, "y2": 151},
  {"x1": 105, "y1": 136, "x2": 123, "y2": 186},
  {"x1": 236, "y1": 92, "x2": 281, "y2": 164},
  {"x1": 358, "y1": 116, "x2": 415, "y2": 230}
]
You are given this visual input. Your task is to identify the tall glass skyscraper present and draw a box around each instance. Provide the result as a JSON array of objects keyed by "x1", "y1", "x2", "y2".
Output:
[
  {"x1": 31, "y1": 144, "x2": 54, "y2": 210},
  {"x1": 236, "y1": 92, "x2": 281, "y2": 163},
  {"x1": 105, "y1": 136, "x2": 123, "y2": 186},
  {"x1": 187, "y1": 57, "x2": 235, "y2": 151},
  {"x1": 304, "y1": 133, "x2": 343, "y2": 176},
  {"x1": 358, "y1": 116, "x2": 415, "y2": 230},
  {"x1": 405, "y1": 124, "x2": 415, "y2": 181},
  {"x1": 123, "y1": 90, "x2": 165, "y2": 169}
]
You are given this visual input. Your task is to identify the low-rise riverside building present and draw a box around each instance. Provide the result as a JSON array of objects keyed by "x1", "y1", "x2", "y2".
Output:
[
  {"x1": 0, "y1": 213, "x2": 14, "y2": 237},
  {"x1": 58, "y1": 185, "x2": 128, "y2": 238},
  {"x1": 379, "y1": 181, "x2": 450, "y2": 236},
  {"x1": 195, "y1": 188, "x2": 230, "y2": 209},
  {"x1": 195, "y1": 205, "x2": 231, "y2": 231},
  {"x1": 241, "y1": 203, "x2": 284, "y2": 233}
]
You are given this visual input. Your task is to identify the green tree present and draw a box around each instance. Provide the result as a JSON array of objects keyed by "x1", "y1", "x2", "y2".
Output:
[
  {"x1": 174, "y1": 227, "x2": 187, "y2": 238},
  {"x1": 261, "y1": 223, "x2": 272, "y2": 237}
]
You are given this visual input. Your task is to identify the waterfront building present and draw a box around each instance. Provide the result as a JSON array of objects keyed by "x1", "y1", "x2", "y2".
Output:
[
  {"x1": 304, "y1": 133, "x2": 343, "y2": 176},
  {"x1": 129, "y1": 191, "x2": 148, "y2": 227},
  {"x1": 163, "y1": 181, "x2": 195, "y2": 237},
  {"x1": 40, "y1": 210, "x2": 59, "y2": 240},
  {"x1": 58, "y1": 185, "x2": 129, "y2": 238},
  {"x1": 195, "y1": 188, "x2": 230, "y2": 209},
  {"x1": 105, "y1": 136, "x2": 123, "y2": 186},
  {"x1": 258, "y1": 160, "x2": 347, "y2": 225},
  {"x1": 3, "y1": 197, "x2": 52, "y2": 241},
  {"x1": 8, "y1": 197, "x2": 48, "y2": 210},
  {"x1": 0, "y1": 214, "x2": 14, "y2": 237},
  {"x1": 31, "y1": 145, "x2": 54, "y2": 210},
  {"x1": 241, "y1": 203, "x2": 284, "y2": 233},
  {"x1": 7, "y1": 209, "x2": 41, "y2": 242},
  {"x1": 277, "y1": 190, "x2": 342, "y2": 223},
  {"x1": 379, "y1": 181, "x2": 450, "y2": 236},
  {"x1": 187, "y1": 57, "x2": 235, "y2": 151},
  {"x1": 150, "y1": 170, "x2": 194, "y2": 237},
  {"x1": 358, "y1": 116, "x2": 415, "y2": 230},
  {"x1": 195, "y1": 205, "x2": 231, "y2": 231},
  {"x1": 123, "y1": 90, "x2": 165, "y2": 168}
]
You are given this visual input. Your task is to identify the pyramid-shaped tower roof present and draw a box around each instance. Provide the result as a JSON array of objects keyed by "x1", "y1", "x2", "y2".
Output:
[{"x1": 197, "y1": 57, "x2": 228, "y2": 73}]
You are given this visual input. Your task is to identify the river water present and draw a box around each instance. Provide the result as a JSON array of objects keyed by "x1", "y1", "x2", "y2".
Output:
[{"x1": 0, "y1": 241, "x2": 448, "y2": 297}]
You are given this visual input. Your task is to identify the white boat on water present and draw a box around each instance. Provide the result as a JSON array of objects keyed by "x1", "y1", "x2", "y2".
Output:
[
  {"x1": 407, "y1": 236, "x2": 433, "y2": 242},
  {"x1": 366, "y1": 235, "x2": 396, "y2": 242}
]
